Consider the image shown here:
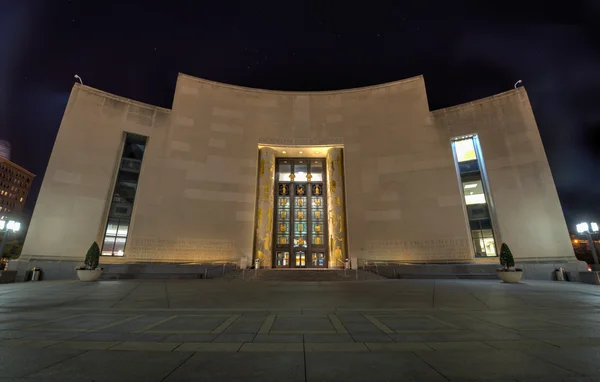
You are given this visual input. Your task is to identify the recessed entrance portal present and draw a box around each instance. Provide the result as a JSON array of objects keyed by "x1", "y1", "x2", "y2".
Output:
[{"x1": 273, "y1": 158, "x2": 328, "y2": 268}]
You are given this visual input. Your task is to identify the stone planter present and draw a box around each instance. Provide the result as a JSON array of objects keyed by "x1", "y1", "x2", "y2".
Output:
[
  {"x1": 497, "y1": 270, "x2": 523, "y2": 283},
  {"x1": 76, "y1": 269, "x2": 103, "y2": 282}
]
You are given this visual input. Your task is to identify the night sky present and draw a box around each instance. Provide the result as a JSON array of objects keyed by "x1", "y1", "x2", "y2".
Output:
[{"x1": 1, "y1": 1, "x2": 599, "y2": 229}]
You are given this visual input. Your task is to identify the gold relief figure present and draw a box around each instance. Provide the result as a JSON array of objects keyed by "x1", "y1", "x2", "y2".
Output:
[
  {"x1": 279, "y1": 236, "x2": 287, "y2": 245},
  {"x1": 297, "y1": 211, "x2": 304, "y2": 219},
  {"x1": 298, "y1": 223, "x2": 303, "y2": 231},
  {"x1": 298, "y1": 199, "x2": 304, "y2": 206},
  {"x1": 279, "y1": 224, "x2": 286, "y2": 232},
  {"x1": 315, "y1": 185, "x2": 321, "y2": 195},
  {"x1": 297, "y1": 187, "x2": 305, "y2": 195},
  {"x1": 256, "y1": 208, "x2": 263, "y2": 226},
  {"x1": 315, "y1": 225, "x2": 321, "y2": 232},
  {"x1": 263, "y1": 232, "x2": 271, "y2": 255},
  {"x1": 337, "y1": 215, "x2": 344, "y2": 233},
  {"x1": 329, "y1": 160, "x2": 335, "y2": 173},
  {"x1": 314, "y1": 198, "x2": 321, "y2": 206},
  {"x1": 335, "y1": 196, "x2": 342, "y2": 206},
  {"x1": 289, "y1": 173, "x2": 295, "y2": 181},
  {"x1": 263, "y1": 182, "x2": 270, "y2": 199},
  {"x1": 330, "y1": 179, "x2": 337, "y2": 193},
  {"x1": 307, "y1": 173, "x2": 312, "y2": 181},
  {"x1": 281, "y1": 184, "x2": 287, "y2": 195},
  {"x1": 267, "y1": 206, "x2": 273, "y2": 226},
  {"x1": 280, "y1": 199, "x2": 288, "y2": 206},
  {"x1": 315, "y1": 211, "x2": 321, "y2": 219},
  {"x1": 297, "y1": 237, "x2": 305, "y2": 246},
  {"x1": 333, "y1": 246, "x2": 343, "y2": 263},
  {"x1": 259, "y1": 158, "x2": 265, "y2": 175},
  {"x1": 256, "y1": 249, "x2": 266, "y2": 262},
  {"x1": 315, "y1": 237, "x2": 322, "y2": 245}
]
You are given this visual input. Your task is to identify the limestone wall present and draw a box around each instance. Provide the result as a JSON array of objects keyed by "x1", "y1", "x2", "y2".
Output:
[
  {"x1": 433, "y1": 89, "x2": 573, "y2": 260},
  {"x1": 20, "y1": 74, "x2": 574, "y2": 265},
  {"x1": 20, "y1": 84, "x2": 170, "y2": 261}
]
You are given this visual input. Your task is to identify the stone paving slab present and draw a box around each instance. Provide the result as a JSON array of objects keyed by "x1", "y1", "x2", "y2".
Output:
[{"x1": 2, "y1": 279, "x2": 600, "y2": 380}]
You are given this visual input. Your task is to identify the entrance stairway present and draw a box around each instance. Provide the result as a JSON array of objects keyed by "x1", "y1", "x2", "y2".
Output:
[{"x1": 217, "y1": 269, "x2": 387, "y2": 282}]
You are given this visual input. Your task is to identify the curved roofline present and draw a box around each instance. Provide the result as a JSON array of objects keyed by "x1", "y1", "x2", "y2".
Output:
[
  {"x1": 177, "y1": 72, "x2": 424, "y2": 95},
  {"x1": 431, "y1": 87, "x2": 527, "y2": 114},
  {"x1": 74, "y1": 83, "x2": 172, "y2": 113}
]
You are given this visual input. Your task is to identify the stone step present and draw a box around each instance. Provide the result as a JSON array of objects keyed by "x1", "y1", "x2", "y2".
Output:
[{"x1": 216, "y1": 269, "x2": 387, "y2": 282}]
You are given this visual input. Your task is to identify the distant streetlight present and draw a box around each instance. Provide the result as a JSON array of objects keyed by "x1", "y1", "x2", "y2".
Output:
[
  {"x1": 576, "y1": 222, "x2": 599, "y2": 265},
  {"x1": 74, "y1": 74, "x2": 83, "y2": 85},
  {"x1": 0, "y1": 219, "x2": 21, "y2": 258},
  {"x1": 514, "y1": 80, "x2": 523, "y2": 89}
]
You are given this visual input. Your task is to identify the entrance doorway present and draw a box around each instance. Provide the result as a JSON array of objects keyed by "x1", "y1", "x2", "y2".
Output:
[{"x1": 273, "y1": 158, "x2": 328, "y2": 268}]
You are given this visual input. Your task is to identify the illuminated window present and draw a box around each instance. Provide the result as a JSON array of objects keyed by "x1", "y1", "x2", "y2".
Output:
[
  {"x1": 278, "y1": 161, "x2": 291, "y2": 181},
  {"x1": 452, "y1": 136, "x2": 497, "y2": 257},
  {"x1": 454, "y1": 138, "x2": 477, "y2": 162},
  {"x1": 101, "y1": 133, "x2": 147, "y2": 256},
  {"x1": 463, "y1": 181, "x2": 486, "y2": 205}
]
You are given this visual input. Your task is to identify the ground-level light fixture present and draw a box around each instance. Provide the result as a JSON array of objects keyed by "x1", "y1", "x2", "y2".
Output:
[
  {"x1": 0, "y1": 219, "x2": 21, "y2": 258},
  {"x1": 576, "y1": 221, "x2": 599, "y2": 266}
]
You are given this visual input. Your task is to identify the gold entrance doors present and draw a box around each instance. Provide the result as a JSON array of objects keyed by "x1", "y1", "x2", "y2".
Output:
[{"x1": 273, "y1": 158, "x2": 328, "y2": 268}]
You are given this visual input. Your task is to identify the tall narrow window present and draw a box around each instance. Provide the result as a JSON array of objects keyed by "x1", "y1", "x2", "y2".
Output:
[
  {"x1": 101, "y1": 133, "x2": 147, "y2": 256},
  {"x1": 452, "y1": 135, "x2": 497, "y2": 257}
]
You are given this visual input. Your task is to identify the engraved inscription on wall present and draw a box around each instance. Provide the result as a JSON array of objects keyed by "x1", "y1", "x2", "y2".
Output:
[
  {"x1": 127, "y1": 238, "x2": 236, "y2": 261},
  {"x1": 257, "y1": 137, "x2": 344, "y2": 146},
  {"x1": 365, "y1": 238, "x2": 470, "y2": 260}
]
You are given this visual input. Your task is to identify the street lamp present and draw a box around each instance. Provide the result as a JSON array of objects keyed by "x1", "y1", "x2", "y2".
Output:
[
  {"x1": 576, "y1": 222, "x2": 599, "y2": 266},
  {"x1": 0, "y1": 219, "x2": 21, "y2": 258}
]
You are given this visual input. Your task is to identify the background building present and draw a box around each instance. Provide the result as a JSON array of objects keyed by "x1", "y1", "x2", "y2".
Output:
[
  {"x1": 10, "y1": 74, "x2": 586, "y2": 279},
  {"x1": 0, "y1": 155, "x2": 35, "y2": 218}
]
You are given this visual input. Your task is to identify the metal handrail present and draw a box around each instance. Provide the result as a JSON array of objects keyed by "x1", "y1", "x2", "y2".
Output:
[{"x1": 203, "y1": 262, "x2": 237, "y2": 278}]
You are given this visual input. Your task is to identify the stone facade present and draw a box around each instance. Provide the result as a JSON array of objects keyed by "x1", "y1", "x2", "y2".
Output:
[{"x1": 17, "y1": 74, "x2": 578, "y2": 271}]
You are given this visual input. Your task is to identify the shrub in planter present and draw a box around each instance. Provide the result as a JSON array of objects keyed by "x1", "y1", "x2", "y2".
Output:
[
  {"x1": 497, "y1": 243, "x2": 523, "y2": 283},
  {"x1": 76, "y1": 242, "x2": 103, "y2": 281}
]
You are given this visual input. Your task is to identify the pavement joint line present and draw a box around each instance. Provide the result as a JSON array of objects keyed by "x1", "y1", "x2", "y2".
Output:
[
  {"x1": 134, "y1": 315, "x2": 179, "y2": 333},
  {"x1": 146, "y1": 329, "x2": 213, "y2": 334},
  {"x1": 363, "y1": 314, "x2": 394, "y2": 334},
  {"x1": 88, "y1": 315, "x2": 144, "y2": 332},
  {"x1": 21, "y1": 314, "x2": 85, "y2": 330},
  {"x1": 22, "y1": 327, "x2": 88, "y2": 333},
  {"x1": 211, "y1": 314, "x2": 241, "y2": 334},
  {"x1": 328, "y1": 314, "x2": 349, "y2": 334},
  {"x1": 258, "y1": 314, "x2": 276, "y2": 334},
  {"x1": 270, "y1": 331, "x2": 338, "y2": 334}
]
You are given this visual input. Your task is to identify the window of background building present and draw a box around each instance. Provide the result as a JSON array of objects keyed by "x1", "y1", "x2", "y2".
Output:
[
  {"x1": 452, "y1": 135, "x2": 497, "y2": 257},
  {"x1": 101, "y1": 133, "x2": 147, "y2": 256}
]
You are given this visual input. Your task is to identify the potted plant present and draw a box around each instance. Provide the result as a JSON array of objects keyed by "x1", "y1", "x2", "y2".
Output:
[
  {"x1": 76, "y1": 242, "x2": 103, "y2": 281},
  {"x1": 497, "y1": 243, "x2": 523, "y2": 283}
]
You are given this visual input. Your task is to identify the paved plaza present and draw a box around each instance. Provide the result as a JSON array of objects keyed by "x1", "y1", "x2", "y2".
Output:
[{"x1": 1, "y1": 278, "x2": 600, "y2": 381}]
